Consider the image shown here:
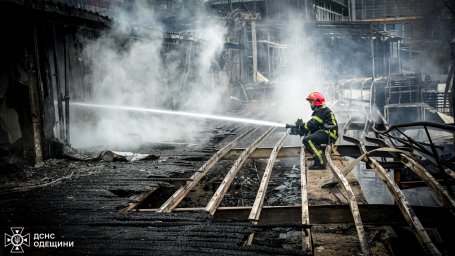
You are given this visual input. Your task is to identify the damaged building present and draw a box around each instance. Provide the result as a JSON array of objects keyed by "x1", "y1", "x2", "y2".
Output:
[{"x1": 1, "y1": 0, "x2": 455, "y2": 255}]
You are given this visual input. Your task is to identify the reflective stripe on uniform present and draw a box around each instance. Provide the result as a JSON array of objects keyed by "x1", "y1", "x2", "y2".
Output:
[
  {"x1": 326, "y1": 112, "x2": 338, "y2": 140},
  {"x1": 330, "y1": 130, "x2": 337, "y2": 140},
  {"x1": 330, "y1": 112, "x2": 337, "y2": 125},
  {"x1": 304, "y1": 123, "x2": 309, "y2": 130},
  {"x1": 308, "y1": 140, "x2": 324, "y2": 164},
  {"x1": 312, "y1": 116, "x2": 323, "y2": 124},
  {"x1": 324, "y1": 130, "x2": 338, "y2": 140}
]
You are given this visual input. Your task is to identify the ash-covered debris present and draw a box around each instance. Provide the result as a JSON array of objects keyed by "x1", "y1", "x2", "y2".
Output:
[
  {"x1": 99, "y1": 150, "x2": 159, "y2": 162},
  {"x1": 51, "y1": 138, "x2": 164, "y2": 163},
  {"x1": 50, "y1": 138, "x2": 96, "y2": 161},
  {"x1": 252, "y1": 227, "x2": 307, "y2": 254},
  {"x1": 268, "y1": 164, "x2": 301, "y2": 205},
  {"x1": 109, "y1": 185, "x2": 155, "y2": 198},
  {"x1": 0, "y1": 155, "x2": 105, "y2": 193}
]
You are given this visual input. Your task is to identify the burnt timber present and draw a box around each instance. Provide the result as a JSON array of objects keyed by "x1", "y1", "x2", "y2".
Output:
[{"x1": 1, "y1": 0, "x2": 455, "y2": 256}]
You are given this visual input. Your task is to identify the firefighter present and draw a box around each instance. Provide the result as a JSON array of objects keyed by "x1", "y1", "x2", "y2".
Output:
[{"x1": 294, "y1": 92, "x2": 338, "y2": 170}]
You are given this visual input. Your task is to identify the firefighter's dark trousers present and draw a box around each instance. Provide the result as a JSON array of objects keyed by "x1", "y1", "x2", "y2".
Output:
[{"x1": 302, "y1": 130, "x2": 335, "y2": 166}]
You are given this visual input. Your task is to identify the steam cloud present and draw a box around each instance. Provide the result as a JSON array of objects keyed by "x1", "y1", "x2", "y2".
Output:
[
  {"x1": 268, "y1": 10, "x2": 327, "y2": 123},
  {"x1": 71, "y1": 2, "x2": 402, "y2": 149},
  {"x1": 71, "y1": 2, "x2": 227, "y2": 149},
  {"x1": 267, "y1": 6, "x2": 374, "y2": 123}
]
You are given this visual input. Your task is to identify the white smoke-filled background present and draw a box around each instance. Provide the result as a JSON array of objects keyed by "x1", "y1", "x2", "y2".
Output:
[
  {"x1": 70, "y1": 1, "x2": 376, "y2": 149},
  {"x1": 267, "y1": 6, "x2": 373, "y2": 125},
  {"x1": 71, "y1": 1, "x2": 227, "y2": 149},
  {"x1": 268, "y1": 10, "x2": 331, "y2": 124}
]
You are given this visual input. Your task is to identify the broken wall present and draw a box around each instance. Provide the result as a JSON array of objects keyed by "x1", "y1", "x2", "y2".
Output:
[{"x1": 0, "y1": 1, "x2": 110, "y2": 165}]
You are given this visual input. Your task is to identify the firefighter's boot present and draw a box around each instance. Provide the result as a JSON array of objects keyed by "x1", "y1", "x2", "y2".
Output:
[{"x1": 309, "y1": 155, "x2": 326, "y2": 170}]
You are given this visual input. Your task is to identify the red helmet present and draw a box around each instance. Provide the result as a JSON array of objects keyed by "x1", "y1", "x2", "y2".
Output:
[{"x1": 306, "y1": 92, "x2": 325, "y2": 106}]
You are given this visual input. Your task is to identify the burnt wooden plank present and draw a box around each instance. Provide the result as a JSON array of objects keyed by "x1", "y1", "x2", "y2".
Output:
[
  {"x1": 300, "y1": 146, "x2": 312, "y2": 254},
  {"x1": 222, "y1": 145, "x2": 409, "y2": 160},
  {"x1": 158, "y1": 127, "x2": 258, "y2": 213},
  {"x1": 326, "y1": 145, "x2": 371, "y2": 255},
  {"x1": 249, "y1": 131, "x2": 288, "y2": 221},
  {"x1": 139, "y1": 205, "x2": 454, "y2": 226},
  {"x1": 205, "y1": 127, "x2": 275, "y2": 215}
]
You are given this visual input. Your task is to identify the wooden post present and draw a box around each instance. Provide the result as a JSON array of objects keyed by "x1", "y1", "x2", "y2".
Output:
[
  {"x1": 251, "y1": 19, "x2": 258, "y2": 82},
  {"x1": 25, "y1": 43, "x2": 43, "y2": 167}
]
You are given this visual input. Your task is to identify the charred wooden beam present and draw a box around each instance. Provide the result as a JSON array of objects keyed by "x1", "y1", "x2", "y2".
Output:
[
  {"x1": 223, "y1": 145, "x2": 300, "y2": 159},
  {"x1": 251, "y1": 20, "x2": 258, "y2": 82},
  {"x1": 249, "y1": 130, "x2": 288, "y2": 221},
  {"x1": 205, "y1": 127, "x2": 275, "y2": 215},
  {"x1": 222, "y1": 145, "x2": 409, "y2": 160},
  {"x1": 326, "y1": 145, "x2": 371, "y2": 256},
  {"x1": 245, "y1": 130, "x2": 288, "y2": 246},
  {"x1": 300, "y1": 146, "x2": 312, "y2": 254},
  {"x1": 345, "y1": 136, "x2": 441, "y2": 255},
  {"x1": 400, "y1": 154, "x2": 455, "y2": 215},
  {"x1": 366, "y1": 135, "x2": 455, "y2": 213},
  {"x1": 157, "y1": 127, "x2": 258, "y2": 213},
  {"x1": 139, "y1": 205, "x2": 454, "y2": 227},
  {"x1": 25, "y1": 34, "x2": 44, "y2": 167},
  {"x1": 35, "y1": 26, "x2": 57, "y2": 159}
]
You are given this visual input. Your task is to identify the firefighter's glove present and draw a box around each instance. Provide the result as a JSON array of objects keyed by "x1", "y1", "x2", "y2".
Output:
[
  {"x1": 295, "y1": 119, "x2": 306, "y2": 136},
  {"x1": 286, "y1": 124, "x2": 300, "y2": 136}
]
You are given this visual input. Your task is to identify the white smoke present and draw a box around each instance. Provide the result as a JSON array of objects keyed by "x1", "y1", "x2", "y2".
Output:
[
  {"x1": 268, "y1": 10, "x2": 327, "y2": 123},
  {"x1": 71, "y1": 1, "x2": 227, "y2": 149},
  {"x1": 267, "y1": 7, "x2": 370, "y2": 124}
]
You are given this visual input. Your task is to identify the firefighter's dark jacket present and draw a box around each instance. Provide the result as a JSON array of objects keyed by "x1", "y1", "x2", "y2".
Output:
[{"x1": 295, "y1": 106, "x2": 338, "y2": 140}]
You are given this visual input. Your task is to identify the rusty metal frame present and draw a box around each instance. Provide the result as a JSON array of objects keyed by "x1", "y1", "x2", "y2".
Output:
[{"x1": 374, "y1": 122, "x2": 455, "y2": 172}]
